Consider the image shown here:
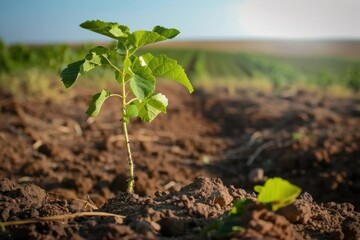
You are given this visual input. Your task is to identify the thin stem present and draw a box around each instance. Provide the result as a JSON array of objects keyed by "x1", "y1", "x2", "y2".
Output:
[
  {"x1": 121, "y1": 50, "x2": 135, "y2": 194},
  {"x1": 105, "y1": 58, "x2": 122, "y2": 73},
  {"x1": 126, "y1": 98, "x2": 138, "y2": 105},
  {"x1": 122, "y1": 120, "x2": 134, "y2": 193},
  {"x1": 0, "y1": 212, "x2": 124, "y2": 231},
  {"x1": 110, "y1": 93, "x2": 123, "y2": 99}
]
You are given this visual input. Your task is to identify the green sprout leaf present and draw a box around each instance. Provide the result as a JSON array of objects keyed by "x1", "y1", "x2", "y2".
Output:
[
  {"x1": 60, "y1": 46, "x2": 110, "y2": 88},
  {"x1": 130, "y1": 74, "x2": 155, "y2": 100},
  {"x1": 143, "y1": 54, "x2": 194, "y2": 93},
  {"x1": 125, "y1": 104, "x2": 139, "y2": 118},
  {"x1": 202, "y1": 199, "x2": 251, "y2": 238},
  {"x1": 136, "y1": 93, "x2": 168, "y2": 122},
  {"x1": 86, "y1": 89, "x2": 111, "y2": 117},
  {"x1": 129, "y1": 26, "x2": 179, "y2": 50},
  {"x1": 60, "y1": 60, "x2": 85, "y2": 88},
  {"x1": 130, "y1": 31, "x2": 165, "y2": 49},
  {"x1": 123, "y1": 104, "x2": 139, "y2": 123},
  {"x1": 80, "y1": 20, "x2": 129, "y2": 40},
  {"x1": 152, "y1": 26, "x2": 180, "y2": 39},
  {"x1": 254, "y1": 177, "x2": 302, "y2": 211}
]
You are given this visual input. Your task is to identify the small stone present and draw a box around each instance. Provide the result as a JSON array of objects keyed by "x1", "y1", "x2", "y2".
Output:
[{"x1": 210, "y1": 190, "x2": 233, "y2": 207}]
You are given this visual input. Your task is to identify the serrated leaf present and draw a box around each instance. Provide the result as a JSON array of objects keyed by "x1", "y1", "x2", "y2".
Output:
[
  {"x1": 86, "y1": 89, "x2": 111, "y2": 117},
  {"x1": 60, "y1": 47, "x2": 110, "y2": 88},
  {"x1": 85, "y1": 46, "x2": 111, "y2": 64},
  {"x1": 129, "y1": 26, "x2": 179, "y2": 49},
  {"x1": 116, "y1": 41, "x2": 130, "y2": 55},
  {"x1": 139, "y1": 53, "x2": 155, "y2": 65},
  {"x1": 130, "y1": 31, "x2": 166, "y2": 49},
  {"x1": 136, "y1": 93, "x2": 168, "y2": 122},
  {"x1": 114, "y1": 70, "x2": 121, "y2": 83},
  {"x1": 254, "y1": 177, "x2": 302, "y2": 211},
  {"x1": 130, "y1": 74, "x2": 155, "y2": 100},
  {"x1": 146, "y1": 55, "x2": 194, "y2": 93},
  {"x1": 80, "y1": 20, "x2": 129, "y2": 40},
  {"x1": 152, "y1": 26, "x2": 180, "y2": 39},
  {"x1": 60, "y1": 60, "x2": 85, "y2": 88}
]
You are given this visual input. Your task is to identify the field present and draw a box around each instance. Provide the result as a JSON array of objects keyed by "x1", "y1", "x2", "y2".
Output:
[{"x1": 0, "y1": 40, "x2": 360, "y2": 239}]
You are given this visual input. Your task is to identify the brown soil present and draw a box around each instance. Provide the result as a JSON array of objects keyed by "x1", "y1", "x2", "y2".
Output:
[{"x1": 0, "y1": 83, "x2": 359, "y2": 239}]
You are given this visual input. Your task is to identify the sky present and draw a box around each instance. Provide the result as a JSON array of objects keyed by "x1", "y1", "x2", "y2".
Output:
[{"x1": 0, "y1": 0, "x2": 359, "y2": 43}]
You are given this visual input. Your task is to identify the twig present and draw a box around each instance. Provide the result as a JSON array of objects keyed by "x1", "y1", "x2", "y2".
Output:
[
  {"x1": 164, "y1": 181, "x2": 177, "y2": 190},
  {"x1": 246, "y1": 141, "x2": 275, "y2": 166},
  {"x1": 48, "y1": 192, "x2": 98, "y2": 210},
  {"x1": 71, "y1": 120, "x2": 83, "y2": 136},
  {"x1": 0, "y1": 211, "x2": 124, "y2": 231}
]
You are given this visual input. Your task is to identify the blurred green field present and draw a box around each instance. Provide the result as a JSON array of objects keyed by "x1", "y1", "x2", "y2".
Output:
[{"x1": 1, "y1": 39, "x2": 360, "y2": 99}]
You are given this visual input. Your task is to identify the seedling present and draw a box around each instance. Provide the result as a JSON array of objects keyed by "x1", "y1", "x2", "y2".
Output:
[
  {"x1": 254, "y1": 177, "x2": 301, "y2": 211},
  {"x1": 60, "y1": 20, "x2": 193, "y2": 194},
  {"x1": 203, "y1": 177, "x2": 301, "y2": 238}
]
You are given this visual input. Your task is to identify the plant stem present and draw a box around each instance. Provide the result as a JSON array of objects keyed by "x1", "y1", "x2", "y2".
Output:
[
  {"x1": 122, "y1": 50, "x2": 135, "y2": 194},
  {"x1": 122, "y1": 119, "x2": 134, "y2": 193}
]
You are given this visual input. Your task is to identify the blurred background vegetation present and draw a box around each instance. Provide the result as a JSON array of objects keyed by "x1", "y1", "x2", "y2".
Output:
[{"x1": 1, "y1": 38, "x2": 360, "y2": 100}]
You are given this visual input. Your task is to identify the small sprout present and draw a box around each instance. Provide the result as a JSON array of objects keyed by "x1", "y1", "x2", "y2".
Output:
[
  {"x1": 203, "y1": 177, "x2": 301, "y2": 238},
  {"x1": 254, "y1": 177, "x2": 302, "y2": 211},
  {"x1": 60, "y1": 20, "x2": 193, "y2": 193},
  {"x1": 202, "y1": 199, "x2": 251, "y2": 238}
]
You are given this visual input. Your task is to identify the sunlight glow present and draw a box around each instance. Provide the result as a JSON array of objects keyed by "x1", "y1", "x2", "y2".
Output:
[{"x1": 238, "y1": 0, "x2": 360, "y2": 39}]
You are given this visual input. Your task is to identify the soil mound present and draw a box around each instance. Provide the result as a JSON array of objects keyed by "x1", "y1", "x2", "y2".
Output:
[
  {"x1": 1, "y1": 84, "x2": 359, "y2": 239},
  {"x1": 1, "y1": 177, "x2": 359, "y2": 239}
]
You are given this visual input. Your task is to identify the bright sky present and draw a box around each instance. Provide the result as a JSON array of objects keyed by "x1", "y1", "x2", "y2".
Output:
[{"x1": 0, "y1": 0, "x2": 359, "y2": 43}]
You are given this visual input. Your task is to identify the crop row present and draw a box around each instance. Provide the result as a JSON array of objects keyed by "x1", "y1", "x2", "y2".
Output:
[{"x1": 1, "y1": 40, "x2": 359, "y2": 92}]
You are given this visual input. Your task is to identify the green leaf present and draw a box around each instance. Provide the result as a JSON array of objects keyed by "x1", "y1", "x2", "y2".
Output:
[
  {"x1": 60, "y1": 60, "x2": 85, "y2": 88},
  {"x1": 80, "y1": 20, "x2": 129, "y2": 40},
  {"x1": 82, "y1": 46, "x2": 111, "y2": 71},
  {"x1": 228, "y1": 199, "x2": 252, "y2": 217},
  {"x1": 130, "y1": 74, "x2": 155, "y2": 100},
  {"x1": 123, "y1": 57, "x2": 132, "y2": 71},
  {"x1": 146, "y1": 55, "x2": 194, "y2": 93},
  {"x1": 125, "y1": 104, "x2": 139, "y2": 118},
  {"x1": 60, "y1": 46, "x2": 110, "y2": 88},
  {"x1": 114, "y1": 70, "x2": 121, "y2": 84},
  {"x1": 129, "y1": 26, "x2": 179, "y2": 49},
  {"x1": 254, "y1": 177, "x2": 302, "y2": 211},
  {"x1": 152, "y1": 26, "x2": 180, "y2": 39},
  {"x1": 130, "y1": 31, "x2": 166, "y2": 49},
  {"x1": 138, "y1": 53, "x2": 155, "y2": 64},
  {"x1": 86, "y1": 89, "x2": 111, "y2": 117},
  {"x1": 202, "y1": 199, "x2": 251, "y2": 238},
  {"x1": 136, "y1": 93, "x2": 168, "y2": 122},
  {"x1": 123, "y1": 104, "x2": 139, "y2": 123}
]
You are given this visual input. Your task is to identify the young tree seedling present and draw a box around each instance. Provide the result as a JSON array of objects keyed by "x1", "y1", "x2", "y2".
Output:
[{"x1": 60, "y1": 20, "x2": 193, "y2": 194}]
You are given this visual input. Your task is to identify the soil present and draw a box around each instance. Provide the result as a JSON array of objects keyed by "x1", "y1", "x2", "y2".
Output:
[{"x1": 0, "y1": 83, "x2": 359, "y2": 239}]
